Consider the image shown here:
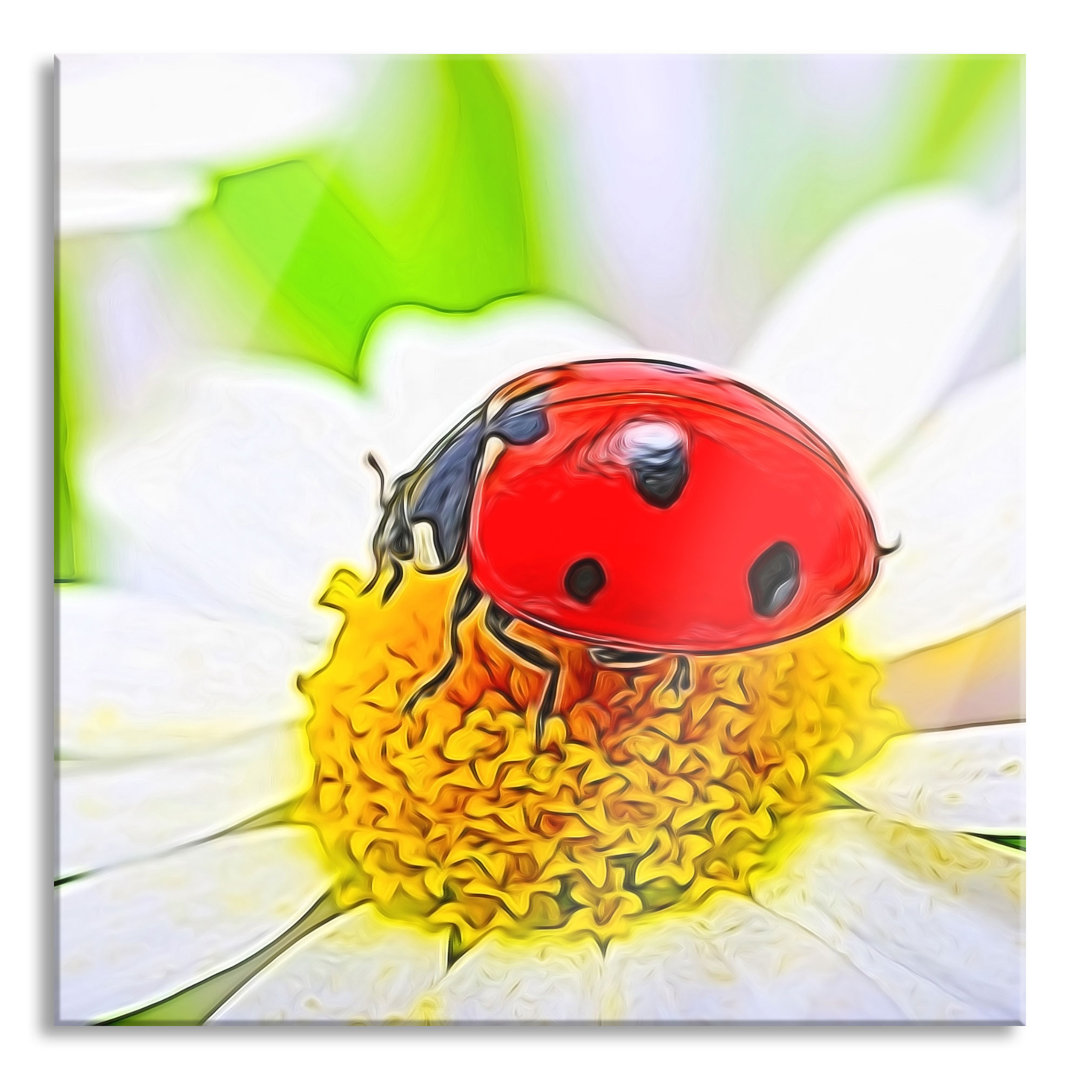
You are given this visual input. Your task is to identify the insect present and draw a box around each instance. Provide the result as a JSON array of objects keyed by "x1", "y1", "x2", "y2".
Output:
[{"x1": 370, "y1": 357, "x2": 889, "y2": 744}]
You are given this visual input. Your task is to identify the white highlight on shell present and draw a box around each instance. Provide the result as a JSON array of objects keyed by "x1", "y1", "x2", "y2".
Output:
[{"x1": 607, "y1": 418, "x2": 685, "y2": 462}]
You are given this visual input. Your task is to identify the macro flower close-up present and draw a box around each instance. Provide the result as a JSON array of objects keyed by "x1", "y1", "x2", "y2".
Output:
[{"x1": 55, "y1": 54, "x2": 1024, "y2": 1025}]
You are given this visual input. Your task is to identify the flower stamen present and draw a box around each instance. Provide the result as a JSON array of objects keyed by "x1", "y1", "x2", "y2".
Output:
[{"x1": 296, "y1": 565, "x2": 905, "y2": 951}]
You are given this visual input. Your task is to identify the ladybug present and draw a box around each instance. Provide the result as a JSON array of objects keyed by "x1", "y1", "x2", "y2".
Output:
[{"x1": 370, "y1": 357, "x2": 888, "y2": 741}]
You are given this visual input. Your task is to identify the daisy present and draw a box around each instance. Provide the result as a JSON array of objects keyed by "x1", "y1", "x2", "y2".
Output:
[
  {"x1": 58, "y1": 55, "x2": 379, "y2": 234},
  {"x1": 57, "y1": 189, "x2": 1024, "y2": 1023}
]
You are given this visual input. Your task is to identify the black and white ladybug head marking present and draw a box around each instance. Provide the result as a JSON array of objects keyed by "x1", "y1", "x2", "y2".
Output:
[{"x1": 372, "y1": 390, "x2": 550, "y2": 575}]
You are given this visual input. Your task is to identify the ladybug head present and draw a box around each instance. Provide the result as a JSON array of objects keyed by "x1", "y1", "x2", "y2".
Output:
[{"x1": 370, "y1": 387, "x2": 551, "y2": 581}]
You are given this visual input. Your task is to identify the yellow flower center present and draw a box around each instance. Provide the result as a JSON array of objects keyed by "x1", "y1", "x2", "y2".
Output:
[{"x1": 296, "y1": 564, "x2": 905, "y2": 952}]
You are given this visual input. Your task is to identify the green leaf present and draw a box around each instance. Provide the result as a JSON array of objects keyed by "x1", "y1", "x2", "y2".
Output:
[
  {"x1": 207, "y1": 56, "x2": 532, "y2": 382},
  {"x1": 971, "y1": 834, "x2": 1026, "y2": 852},
  {"x1": 212, "y1": 159, "x2": 395, "y2": 379}
]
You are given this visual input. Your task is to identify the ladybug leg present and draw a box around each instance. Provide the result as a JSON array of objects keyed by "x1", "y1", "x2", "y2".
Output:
[
  {"x1": 588, "y1": 646, "x2": 663, "y2": 667},
  {"x1": 590, "y1": 647, "x2": 693, "y2": 706},
  {"x1": 380, "y1": 558, "x2": 405, "y2": 603},
  {"x1": 661, "y1": 654, "x2": 694, "y2": 704},
  {"x1": 484, "y1": 604, "x2": 562, "y2": 751},
  {"x1": 403, "y1": 578, "x2": 482, "y2": 715}
]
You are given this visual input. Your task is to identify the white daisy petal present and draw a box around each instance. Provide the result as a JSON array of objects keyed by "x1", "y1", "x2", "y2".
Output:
[
  {"x1": 413, "y1": 932, "x2": 605, "y2": 1022},
  {"x1": 60, "y1": 164, "x2": 212, "y2": 235},
  {"x1": 829, "y1": 723, "x2": 1024, "y2": 836},
  {"x1": 734, "y1": 191, "x2": 1019, "y2": 476},
  {"x1": 210, "y1": 905, "x2": 447, "y2": 1022},
  {"x1": 883, "y1": 611, "x2": 1025, "y2": 731},
  {"x1": 60, "y1": 56, "x2": 374, "y2": 165},
  {"x1": 359, "y1": 295, "x2": 636, "y2": 474},
  {"x1": 58, "y1": 825, "x2": 332, "y2": 1023},
  {"x1": 753, "y1": 810, "x2": 1024, "y2": 1021},
  {"x1": 82, "y1": 299, "x2": 634, "y2": 630},
  {"x1": 59, "y1": 56, "x2": 380, "y2": 233},
  {"x1": 601, "y1": 892, "x2": 903, "y2": 1021},
  {"x1": 846, "y1": 359, "x2": 1024, "y2": 658},
  {"x1": 58, "y1": 586, "x2": 321, "y2": 758},
  {"x1": 81, "y1": 355, "x2": 383, "y2": 636},
  {"x1": 59, "y1": 723, "x2": 312, "y2": 880}
]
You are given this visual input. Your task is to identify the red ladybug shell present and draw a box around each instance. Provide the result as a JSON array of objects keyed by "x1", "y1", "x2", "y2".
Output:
[{"x1": 465, "y1": 359, "x2": 882, "y2": 654}]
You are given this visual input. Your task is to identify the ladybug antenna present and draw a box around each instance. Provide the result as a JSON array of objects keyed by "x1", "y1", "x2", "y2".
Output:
[
  {"x1": 877, "y1": 533, "x2": 902, "y2": 557},
  {"x1": 366, "y1": 452, "x2": 389, "y2": 508},
  {"x1": 362, "y1": 452, "x2": 399, "y2": 598}
]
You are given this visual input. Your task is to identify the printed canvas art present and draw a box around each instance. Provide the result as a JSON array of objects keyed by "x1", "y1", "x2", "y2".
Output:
[{"x1": 54, "y1": 55, "x2": 1025, "y2": 1025}]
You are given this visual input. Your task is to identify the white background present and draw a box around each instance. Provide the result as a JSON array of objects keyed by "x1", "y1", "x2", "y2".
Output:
[{"x1": 2, "y1": 2, "x2": 1072, "y2": 1075}]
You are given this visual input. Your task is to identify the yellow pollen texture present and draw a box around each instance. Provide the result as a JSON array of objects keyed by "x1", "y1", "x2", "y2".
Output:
[{"x1": 296, "y1": 564, "x2": 905, "y2": 950}]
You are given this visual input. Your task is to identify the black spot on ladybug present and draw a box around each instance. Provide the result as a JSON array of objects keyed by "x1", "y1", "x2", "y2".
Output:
[
  {"x1": 630, "y1": 444, "x2": 688, "y2": 508},
  {"x1": 565, "y1": 558, "x2": 606, "y2": 603},
  {"x1": 748, "y1": 542, "x2": 800, "y2": 617},
  {"x1": 616, "y1": 420, "x2": 689, "y2": 508}
]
